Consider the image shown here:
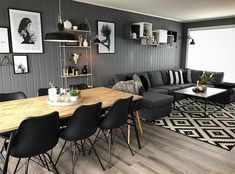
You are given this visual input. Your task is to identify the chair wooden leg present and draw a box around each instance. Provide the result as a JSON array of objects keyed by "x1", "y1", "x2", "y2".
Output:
[
  {"x1": 127, "y1": 118, "x2": 131, "y2": 144},
  {"x1": 136, "y1": 111, "x2": 143, "y2": 135}
]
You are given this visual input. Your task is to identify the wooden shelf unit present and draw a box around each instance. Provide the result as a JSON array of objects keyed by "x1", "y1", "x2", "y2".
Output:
[{"x1": 61, "y1": 74, "x2": 93, "y2": 78}]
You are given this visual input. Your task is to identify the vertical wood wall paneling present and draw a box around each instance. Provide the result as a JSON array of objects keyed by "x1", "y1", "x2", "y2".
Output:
[{"x1": 0, "y1": 0, "x2": 183, "y2": 96}]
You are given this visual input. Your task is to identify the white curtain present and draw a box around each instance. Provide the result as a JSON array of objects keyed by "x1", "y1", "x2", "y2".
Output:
[{"x1": 186, "y1": 26, "x2": 235, "y2": 82}]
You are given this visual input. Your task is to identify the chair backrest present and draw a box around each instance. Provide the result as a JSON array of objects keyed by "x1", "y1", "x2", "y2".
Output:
[
  {"x1": 10, "y1": 112, "x2": 60, "y2": 158},
  {"x1": 0, "y1": 92, "x2": 26, "y2": 102},
  {"x1": 70, "y1": 83, "x2": 89, "y2": 90},
  {"x1": 38, "y1": 88, "x2": 49, "y2": 96},
  {"x1": 100, "y1": 96, "x2": 133, "y2": 130},
  {"x1": 60, "y1": 102, "x2": 102, "y2": 141}
]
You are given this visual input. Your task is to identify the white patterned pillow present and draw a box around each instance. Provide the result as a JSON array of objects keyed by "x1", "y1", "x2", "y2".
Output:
[
  {"x1": 169, "y1": 70, "x2": 184, "y2": 85},
  {"x1": 112, "y1": 80, "x2": 142, "y2": 94}
]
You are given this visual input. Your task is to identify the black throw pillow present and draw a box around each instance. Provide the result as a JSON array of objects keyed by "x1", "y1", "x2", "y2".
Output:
[
  {"x1": 140, "y1": 75, "x2": 150, "y2": 91},
  {"x1": 125, "y1": 75, "x2": 132, "y2": 81}
]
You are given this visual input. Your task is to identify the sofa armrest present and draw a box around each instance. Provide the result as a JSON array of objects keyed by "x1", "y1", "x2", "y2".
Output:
[{"x1": 214, "y1": 82, "x2": 235, "y2": 89}]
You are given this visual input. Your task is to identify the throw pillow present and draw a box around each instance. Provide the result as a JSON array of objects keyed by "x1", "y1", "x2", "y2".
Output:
[
  {"x1": 182, "y1": 70, "x2": 188, "y2": 83},
  {"x1": 169, "y1": 70, "x2": 184, "y2": 85},
  {"x1": 142, "y1": 72, "x2": 151, "y2": 88},
  {"x1": 133, "y1": 74, "x2": 142, "y2": 85},
  {"x1": 112, "y1": 80, "x2": 142, "y2": 95},
  {"x1": 187, "y1": 69, "x2": 192, "y2": 83},
  {"x1": 125, "y1": 75, "x2": 132, "y2": 81},
  {"x1": 140, "y1": 75, "x2": 150, "y2": 91}
]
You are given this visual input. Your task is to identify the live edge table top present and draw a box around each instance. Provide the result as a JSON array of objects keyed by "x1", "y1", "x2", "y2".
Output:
[
  {"x1": 0, "y1": 87, "x2": 143, "y2": 134},
  {"x1": 174, "y1": 86, "x2": 227, "y2": 99}
]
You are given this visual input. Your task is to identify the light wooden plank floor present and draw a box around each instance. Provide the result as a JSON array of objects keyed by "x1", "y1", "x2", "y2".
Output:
[{"x1": 1, "y1": 121, "x2": 235, "y2": 174}]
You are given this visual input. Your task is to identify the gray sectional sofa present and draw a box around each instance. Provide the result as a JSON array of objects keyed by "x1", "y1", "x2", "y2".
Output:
[{"x1": 109, "y1": 69, "x2": 235, "y2": 121}]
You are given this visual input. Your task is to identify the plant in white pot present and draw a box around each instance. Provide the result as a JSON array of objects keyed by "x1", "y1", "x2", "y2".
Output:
[
  {"x1": 198, "y1": 72, "x2": 215, "y2": 91},
  {"x1": 69, "y1": 87, "x2": 80, "y2": 102}
]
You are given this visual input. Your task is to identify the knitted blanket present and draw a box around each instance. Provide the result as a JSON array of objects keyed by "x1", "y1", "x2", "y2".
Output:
[{"x1": 112, "y1": 80, "x2": 142, "y2": 95}]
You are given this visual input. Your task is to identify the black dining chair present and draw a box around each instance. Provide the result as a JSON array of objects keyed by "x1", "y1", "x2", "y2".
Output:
[
  {"x1": 38, "y1": 88, "x2": 49, "y2": 96},
  {"x1": 0, "y1": 92, "x2": 27, "y2": 154},
  {"x1": 0, "y1": 91, "x2": 26, "y2": 102},
  {"x1": 5, "y1": 111, "x2": 60, "y2": 174},
  {"x1": 55, "y1": 102, "x2": 104, "y2": 173},
  {"x1": 99, "y1": 96, "x2": 134, "y2": 168},
  {"x1": 70, "y1": 83, "x2": 89, "y2": 90}
]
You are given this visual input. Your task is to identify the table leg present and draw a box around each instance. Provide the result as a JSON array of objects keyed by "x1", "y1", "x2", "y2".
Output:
[
  {"x1": 204, "y1": 99, "x2": 207, "y2": 117},
  {"x1": 173, "y1": 93, "x2": 176, "y2": 109},
  {"x1": 130, "y1": 109, "x2": 141, "y2": 149},
  {"x1": 2, "y1": 132, "x2": 14, "y2": 174}
]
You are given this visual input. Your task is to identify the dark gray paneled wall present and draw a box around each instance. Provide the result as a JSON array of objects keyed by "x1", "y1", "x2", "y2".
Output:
[
  {"x1": 181, "y1": 17, "x2": 235, "y2": 67},
  {"x1": 0, "y1": 0, "x2": 183, "y2": 97}
]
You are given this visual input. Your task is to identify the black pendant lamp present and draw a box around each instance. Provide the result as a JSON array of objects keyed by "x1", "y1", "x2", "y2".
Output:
[{"x1": 44, "y1": 0, "x2": 77, "y2": 43}]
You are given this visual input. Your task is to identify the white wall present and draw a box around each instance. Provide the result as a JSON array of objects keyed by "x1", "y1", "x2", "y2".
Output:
[{"x1": 186, "y1": 26, "x2": 235, "y2": 82}]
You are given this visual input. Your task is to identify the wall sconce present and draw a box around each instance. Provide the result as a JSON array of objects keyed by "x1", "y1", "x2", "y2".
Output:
[{"x1": 177, "y1": 36, "x2": 195, "y2": 45}]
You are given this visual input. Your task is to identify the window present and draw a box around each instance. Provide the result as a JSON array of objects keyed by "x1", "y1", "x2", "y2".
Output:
[{"x1": 186, "y1": 26, "x2": 235, "y2": 82}]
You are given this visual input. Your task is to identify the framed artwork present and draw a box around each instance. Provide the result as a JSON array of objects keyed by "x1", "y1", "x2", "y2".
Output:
[
  {"x1": 13, "y1": 55, "x2": 29, "y2": 74},
  {"x1": 97, "y1": 21, "x2": 115, "y2": 54},
  {"x1": 9, "y1": 8, "x2": 43, "y2": 53},
  {"x1": 0, "y1": 27, "x2": 10, "y2": 53}
]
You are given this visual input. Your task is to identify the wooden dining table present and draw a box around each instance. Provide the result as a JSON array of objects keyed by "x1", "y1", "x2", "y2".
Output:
[{"x1": 0, "y1": 87, "x2": 143, "y2": 174}]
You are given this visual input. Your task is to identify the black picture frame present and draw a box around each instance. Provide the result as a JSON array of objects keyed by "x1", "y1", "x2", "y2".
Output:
[
  {"x1": 0, "y1": 27, "x2": 10, "y2": 53},
  {"x1": 9, "y1": 8, "x2": 44, "y2": 53},
  {"x1": 97, "y1": 20, "x2": 115, "y2": 54},
  {"x1": 12, "y1": 55, "x2": 29, "y2": 74}
]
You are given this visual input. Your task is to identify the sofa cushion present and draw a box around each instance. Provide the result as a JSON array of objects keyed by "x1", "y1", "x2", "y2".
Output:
[
  {"x1": 148, "y1": 70, "x2": 164, "y2": 86},
  {"x1": 178, "y1": 83, "x2": 195, "y2": 89},
  {"x1": 148, "y1": 88, "x2": 169, "y2": 94},
  {"x1": 142, "y1": 92, "x2": 174, "y2": 108},
  {"x1": 154, "y1": 85, "x2": 181, "y2": 94},
  {"x1": 191, "y1": 69, "x2": 203, "y2": 83},
  {"x1": 160, "y1": 70, "x2": 170, "y2": 85},
  {"x1": 204, "y1": 71, "x2": 224, "y2": 85}
]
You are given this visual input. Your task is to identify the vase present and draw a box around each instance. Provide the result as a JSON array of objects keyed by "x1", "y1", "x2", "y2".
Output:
[
  {"x1": 82, "y1": 65, "x2": 88, "y2": 74},
  {"x1": 70, "y1": 96, "x2": 78, "y2": 102},
  {"x1": 83, "y1": 39, "x2": 88, "y2": 47},
  {"x1": 64, "y1": 20, "x2": 72, "y2": 29},
  {"x1": 201, "y1": 85, "x2": 207, "y2": 91}
]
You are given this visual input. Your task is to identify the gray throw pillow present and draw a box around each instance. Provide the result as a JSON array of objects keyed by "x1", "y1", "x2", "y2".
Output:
[
  {"x1": 187, "y1": 70, "x2": 192, "y2": 83},
  {"x1": 133, "y1": 74, "x2": 142, "y2": 86}
]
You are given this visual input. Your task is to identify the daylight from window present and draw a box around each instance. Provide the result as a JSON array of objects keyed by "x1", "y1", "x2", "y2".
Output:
[{"x1": 187, "y1": 26, "x2": 235, "y2": 82}]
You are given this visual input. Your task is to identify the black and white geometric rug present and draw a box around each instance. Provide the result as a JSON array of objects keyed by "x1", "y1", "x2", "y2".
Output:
[{"x1": 155, "y1": 99, "x2": 235, "y2": 151}]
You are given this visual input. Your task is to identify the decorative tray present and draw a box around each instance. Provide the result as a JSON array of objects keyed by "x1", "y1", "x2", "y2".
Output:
[{"x1": 47, "y1": 97, "x2": 82, "y2": 106}]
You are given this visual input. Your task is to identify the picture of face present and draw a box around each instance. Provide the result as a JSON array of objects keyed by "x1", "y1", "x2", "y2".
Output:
[
  {"x1": 9, "y1": 9, "x2": 43, "y2": 53},
  {"x1": 18, "y1": 18, "x2": 37, "y2": 44}
]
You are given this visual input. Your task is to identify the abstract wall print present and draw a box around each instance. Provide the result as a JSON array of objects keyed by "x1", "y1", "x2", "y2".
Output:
[
  {"x1": 13, "y1": 55, "x2": 29, "y2": 74},
  {"x1": 0, "y1": 27, "x2": 10, "y2": 53},
  {"x1": 9, "y1": 9, "x2": 43, "y2": 53},
  {"x1": 97, "y1": 21, "x2": 115, "y2": 54}
]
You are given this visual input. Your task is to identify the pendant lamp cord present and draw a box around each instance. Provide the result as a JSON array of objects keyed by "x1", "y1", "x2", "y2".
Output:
[{"x1": 59, "y1": 0, "x2": 62, "y2": 18}]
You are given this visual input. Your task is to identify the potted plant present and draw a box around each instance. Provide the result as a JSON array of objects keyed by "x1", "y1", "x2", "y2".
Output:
[
  {"x1": 198, "y1": 72, "x2": 215, "y2": 90},
  {"x1": 69, "y1": 87, "x2": 80, "y2": 102}
]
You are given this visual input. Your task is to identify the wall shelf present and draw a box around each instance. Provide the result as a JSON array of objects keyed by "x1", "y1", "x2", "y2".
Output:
[
  {"x1": 61, "y1": 73, "x2": 93, "y2": 78},
  {"x1": 64, "y1": 29, "x2": 91, "y2": 33},
  {"x1": 60, "y1": 45, "x2": 91, "y2": 48}
]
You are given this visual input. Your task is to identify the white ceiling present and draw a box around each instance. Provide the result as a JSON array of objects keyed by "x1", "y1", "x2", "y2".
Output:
[{"x1": 73, "y1": 0, "x2": 235, "y2": 22}]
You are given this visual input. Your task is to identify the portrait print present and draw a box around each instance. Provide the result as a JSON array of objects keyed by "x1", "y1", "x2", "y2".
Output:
[
  {"x1": 13, "y1": 55, "x2": 29, "y2": 74},
  {"x1": 97, "y1": 21, "x2": 115, "y2": 54},
  {"x1": 9, "y1": 9, "x2": 43, "y2": 53}
]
